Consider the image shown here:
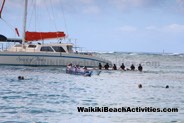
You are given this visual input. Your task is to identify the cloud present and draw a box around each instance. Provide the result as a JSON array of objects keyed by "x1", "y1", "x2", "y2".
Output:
[
  {"x1": 176, "y1": 0, "x2": 184, "y2": 6},
  {"x1": 82, "y1": 5, "x2": 100, "y2": 14},
  {"x1": 3, "y1": 0, "x2": 101, "y2": 15},
  {"x1": 2, "y1": 0, "x2": 61, "y2": 9},
  {"x1": 55, "y1": 0, "x2": 101, "y2": 15},
  {"x1": 108, "y1": 0, "x2": 163, "y2": 10},
  {"x1": 3, "y1": 0, "x2": 21, "y2": 8},
  {"x1": 163, "y1": 24, "x2": 184, "y2": 32},
  {"x1": 78, "y1": 0, "x2": 95, "y2": 4},
  {"x1": 35, "y1": 0, "x2": 61, "y2": 7},
  {"x1": 3, "y1": 0, "x2": 183, "y2": 16},
  {"x1": 145, "y1": 24, "x2": 184, "y2": 33},
  {"x1": 119, "y1": 25, "x2": 137, "y2": 32},
  {"x1": 77, "y1": 0, "x2": 101, "y2": 14},
  {"x1": 176, "y1": 0, "x2": 184, "y2": 12},
  {"x1": 145, "y1": 26, "x2": 158, "y2": 31}
]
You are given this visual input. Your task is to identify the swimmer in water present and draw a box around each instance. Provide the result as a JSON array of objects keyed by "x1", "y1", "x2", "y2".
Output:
[
  {"x1": 166, "y1": 85, "x2": 169, "y2": 89},
  {"x1": 18, "y1": 76, "x2": 24, "y2": 80},
  {"x1": 138, "y1": 84, "x2": 142, "y2": 88}
]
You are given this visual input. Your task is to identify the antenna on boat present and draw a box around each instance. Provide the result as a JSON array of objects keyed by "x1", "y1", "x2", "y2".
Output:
[
  {"x1": 22, "y1": 0, "x2": 28, "y2": 47},
  {"x1": 74, "y1": 38, "x2": 77, "y2": 52}
]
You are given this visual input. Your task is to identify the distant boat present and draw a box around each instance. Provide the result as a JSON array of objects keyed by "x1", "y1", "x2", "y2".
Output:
[{"x1": 0, "y1": 0, "x2": 111, "y2": 67}]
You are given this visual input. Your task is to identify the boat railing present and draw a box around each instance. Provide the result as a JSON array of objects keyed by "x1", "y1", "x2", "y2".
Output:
[
  {"x1": 0, "y1": 43, "x2": 8, "y2": 51},
  {"x1": 0, "y1": 43, "x2": 3, "y2": 51},
  {"x1": 73, "y1": 46, "x2": 94, "y2": 56},
  {"x1": 74, "y1": 51, "x2": 93, "y2": 56}
]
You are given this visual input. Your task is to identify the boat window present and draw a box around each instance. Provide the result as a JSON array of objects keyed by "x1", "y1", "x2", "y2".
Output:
[
  {"x1": 52, "y1": 46, "x2": 66, "y2": 52},
  {"x1": 40, "y1": 46, "x2": 54, "y2": 52},
  {"x1": 67, "y1": 45, "x2": 73, "y2": 52},
  {"x1": 28, "y1": 45, "x2": 37, "y2": 48}
]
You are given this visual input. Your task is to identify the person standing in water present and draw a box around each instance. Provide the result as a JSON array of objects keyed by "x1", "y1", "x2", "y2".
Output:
[
  {"x1": 120, "y1": 63, "x2": 125, "y2": 70},
  {"x1": 113, "y1": 64, "x2": 117, "y2": 70},
  {"x1": 138, "y1": 64, "x2": 143, "y2": 72},
  {"x1": 98, "y1": 63, "x2": 102, "y2": 70},
  {"x1": 104, "y1": 63, "x2": 109, "y2": 70},
  {"x1": 130, "y1": 64, "x2": 135, "y2": 71}
]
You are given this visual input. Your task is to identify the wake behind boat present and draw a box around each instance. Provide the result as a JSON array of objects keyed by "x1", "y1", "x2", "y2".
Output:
[{"x1": 0, "y1": 0, "x2": 111, "y2": 67}]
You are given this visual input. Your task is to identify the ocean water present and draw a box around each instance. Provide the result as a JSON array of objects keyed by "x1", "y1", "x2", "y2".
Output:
[{"x1": 0, "y1": 52, "x2": 184, "y2": 123}]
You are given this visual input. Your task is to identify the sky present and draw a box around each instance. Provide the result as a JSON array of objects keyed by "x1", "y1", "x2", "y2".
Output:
[{"x1": 0, "y1": 0, "x2": 184, "y2": 53}]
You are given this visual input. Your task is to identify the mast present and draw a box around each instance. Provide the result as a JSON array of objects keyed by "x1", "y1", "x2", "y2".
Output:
[{"x1": 22, "y1": 0, "x2": 28, "y2": 46}]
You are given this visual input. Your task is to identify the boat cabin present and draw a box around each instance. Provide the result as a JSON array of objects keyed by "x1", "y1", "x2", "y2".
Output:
[{"x1": 7, "y1": 43, "x2": 74, "y2": 53}]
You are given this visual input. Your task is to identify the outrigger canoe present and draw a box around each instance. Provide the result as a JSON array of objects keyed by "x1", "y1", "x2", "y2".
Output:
[
  {"x1": 66, "y1": 66, "x2": 102, "y2": 77},
  {"x1": 66, "y1": 67, "x2": 93, "y2": 77}
]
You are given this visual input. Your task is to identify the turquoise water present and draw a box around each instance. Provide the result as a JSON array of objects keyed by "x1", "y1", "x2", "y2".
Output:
[{"x1": 0, "y1": 53, "x2": 184, "y2": 123}]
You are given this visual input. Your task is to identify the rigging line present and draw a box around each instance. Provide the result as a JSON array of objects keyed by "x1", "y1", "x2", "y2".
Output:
[
  {"x1": 27, "y1": 0, "x2": 35, "y2": 30},
  {"x1": 0, "y1": 1, "x2": 20, "y2": 37},
  {"x1": 46, "y1": 0, "x2": 54, "y2": 31},
  {"x1": 1, "y1": 18, "x2": 16, "y2": 33},
  {"x1": 0, "y1": 0, "x2": 6, "y2": 18},
  {"x1": 47, "y1": 0, "x2": 60, "y2": 40},
  {"x1": 50, "y1": 0, "x2": 58, "y2": 31},
  {"x1": 60, "y1": 3, "x2": 69, "y2": 37},
  {"x1": 34, "y1": 0, "x2": 37, "y2": 31}
]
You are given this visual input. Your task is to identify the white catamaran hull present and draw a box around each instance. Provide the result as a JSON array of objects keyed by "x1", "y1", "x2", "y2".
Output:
[{"x1": 0, "y1": 52, "x2": 109, "y2": 67}]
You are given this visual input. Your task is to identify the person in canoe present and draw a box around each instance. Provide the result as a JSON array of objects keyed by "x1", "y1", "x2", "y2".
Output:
[
  {"x1": 66, "y1": 63, "x2": 73, "y2": 73},
  {"x1": 66, "y1": 64, "x2": 92, "y2": 76}
]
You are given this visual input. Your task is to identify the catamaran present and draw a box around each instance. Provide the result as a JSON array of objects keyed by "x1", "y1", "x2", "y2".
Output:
[{"x1": 0, "y1": 0, "x2": 111, "y2": 67}]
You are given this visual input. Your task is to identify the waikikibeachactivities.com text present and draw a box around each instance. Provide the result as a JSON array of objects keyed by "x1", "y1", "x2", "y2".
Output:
[{"x1": 77, "y1": 107, "x2": 178, "y2": 113}]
